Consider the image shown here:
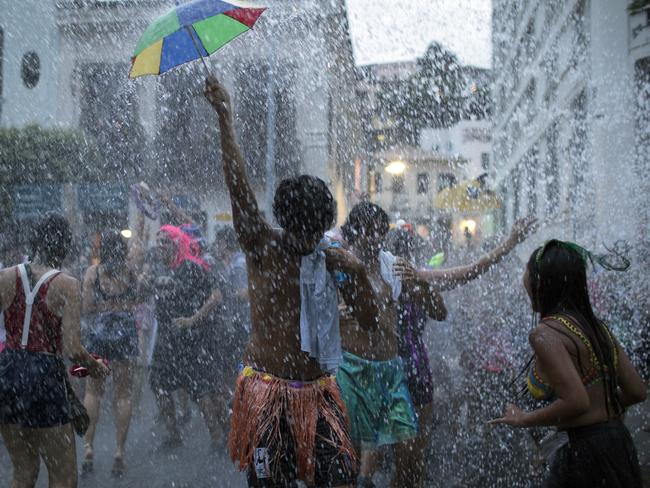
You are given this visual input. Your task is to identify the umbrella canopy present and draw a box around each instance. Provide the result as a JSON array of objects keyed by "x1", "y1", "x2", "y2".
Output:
[
  {"x1": 434, "y1": 178, "x2": 502, "y2": 212},
  {"x1": 129, "y1": 0, "x2": 266, "y2": 78}
]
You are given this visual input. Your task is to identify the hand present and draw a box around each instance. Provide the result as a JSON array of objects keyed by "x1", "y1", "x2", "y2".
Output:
[
  {"x1": 88, "y1": 358, "x2": 110, "y2": 379},
  {"x1": 204, "y1": 76, "x2": 231, "y2": 113},
  {"x1": 488, "y1": 403, "x2": 527, "y2": 427},
  {"x1": 509, "y1": 217, "x2": 537, "y2": 244},
  {"x1": 325, "y1": 247, "x2": 363, "y2": 275},
  {"x1": 173, "y1": 316, "x2": 195, "y2": 329},
  {"x1": 393, "y1": 258, "x2": 416, "y2": 284}
]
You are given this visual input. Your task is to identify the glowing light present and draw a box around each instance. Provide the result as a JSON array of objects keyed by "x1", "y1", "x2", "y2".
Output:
[
  {"x1": 377, "y1": 134, "x2": 386, "y2": 142},
  {"x1": 120, "y1": 229, "x2": 133, "y2": 239},
  {"x1": 385, "y1": 160, "x2": 406, "y2": 175},
  {"x1": 460, "y1": 219, "x2": 477, "y2": 235}
]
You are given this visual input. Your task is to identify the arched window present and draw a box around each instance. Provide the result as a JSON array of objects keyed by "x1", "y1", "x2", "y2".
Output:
[{"x1": 21, "y1": 51, "x2": 40, "y2": 89}]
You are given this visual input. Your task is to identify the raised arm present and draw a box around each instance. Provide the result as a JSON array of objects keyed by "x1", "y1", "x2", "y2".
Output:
[
  {"x1": 416, "y1": 218, "x2": 536, "y2": 291},
  {"x1": 204, "y1": 76, "x2": 272, "y2": 252},
  {"x1": 158, "y1": 190, "x2": 196, "y2": 226}
]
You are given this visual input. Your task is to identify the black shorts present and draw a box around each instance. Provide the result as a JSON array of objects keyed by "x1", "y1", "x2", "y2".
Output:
[
  {"x1": 246, "y1": 395, "x2": 357, "y2": 488},
  {"x1": 85, "y1": 312, "x2": 139, "y2": 361},
  {"x1": 0, "y1": 349, "x2": 73, "y2": 428}
]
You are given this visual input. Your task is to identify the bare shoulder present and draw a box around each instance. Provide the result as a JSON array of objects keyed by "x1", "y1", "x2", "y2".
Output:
[
  {"x1": 528, "y1": 322, "x2": 563, "y2": 349},
  {"x1": 54, "y1": 272, "x2": 81, "y2": 295},
  {"x1": 0, "y1": 266, "x2": 16, "y2": 280}
]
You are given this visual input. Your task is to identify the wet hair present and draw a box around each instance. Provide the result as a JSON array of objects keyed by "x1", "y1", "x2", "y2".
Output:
[
  {"x1": 341, "y1": 202, "x2": 389, "y2": 245},
  {"x1": 213, "y1": 226, "x2": 240, "y2": 254},
  {"x1": 273, "y1": 175, "x2": 336, "y2": 236},
  {"x1": 29, "y1": 212, "x2": 72, "y2": 267},
  {"x1": 527, "y1": 240, "x2": 622, "y2": 416},
  {"x1": 100, "y1": 231, "x2": 128, "y2": 273},
  {"x1": 386, "y1": 229, "x2": 415, "y2": 260}
]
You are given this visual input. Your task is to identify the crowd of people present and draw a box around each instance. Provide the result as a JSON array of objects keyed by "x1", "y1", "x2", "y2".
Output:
[{"x1": 0, "y1": 76, "x2": 646, "y2": 488}]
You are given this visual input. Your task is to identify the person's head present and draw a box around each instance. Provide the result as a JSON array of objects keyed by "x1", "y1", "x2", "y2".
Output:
[
  {"x1": 524, "y1": 240, "x2": 593, "y2": 316},
  {"x1": 386, "y1": 228, "x2": 416, "y2": 262},
  {"x1": 212, "y1": 226, "x2": 240, "y2": 259},
  {"x1": 180, "y1": 223, "x2": 207, "y2": 254},
  {"x1": 100, "y1": 231, "x2": 129, "y2": 273},
  {"x1": 29, "y1": 212, "x2": 72, "y2": 268},
  {"x1": 273, "y1": 175, "x2": 336, "y2": 255},
  {"x1": 341, "y1": 202, "x2": 389, "y2": 255},
  {"x1": 157, "y1": 225, "x2": 208, "y2": 271}
]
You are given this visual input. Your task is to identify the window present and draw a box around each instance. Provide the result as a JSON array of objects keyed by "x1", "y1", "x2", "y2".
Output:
[
  {"x1": 416, "y1": 173, "x2": 430, "y2": 194},
  {"x1": 374, "y1": 171, "x2": 383, "y2": 193},
  {"x1": 481, "y1": 152, "x2": 490, "y2": 171},
  {"x1": 438, "y1": 173, "x2": 457, "y2": 192},
  {"x1": 392, "y1": 175, "x2": 404, "y2": 193},
  {"x1": 0, "y1": 28, "x2": 3, "y2": 119},
  {"x1": 21, "y1": 51, "x2": 40, "y2": 89}
]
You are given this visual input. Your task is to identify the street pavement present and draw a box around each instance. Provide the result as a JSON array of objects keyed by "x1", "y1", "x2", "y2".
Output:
[{"x1": 0, "y1": 381, "x2": 247, "y2": 488}]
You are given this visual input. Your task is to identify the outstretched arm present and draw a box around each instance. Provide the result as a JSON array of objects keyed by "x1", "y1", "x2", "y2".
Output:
[
  {"x1": 394, "y1": 261, "x2": 447, "y2": 321},
  {"x1": 414, "y1": 218, "x2": 536, "y2": 291},
  {"x1": 204, "y1": 76, "x2": 271, "y2": 252}
]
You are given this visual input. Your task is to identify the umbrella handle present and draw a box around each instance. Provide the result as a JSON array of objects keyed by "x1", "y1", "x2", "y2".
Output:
[{"x1": 185, "y1": 26, "x2": 211, "y2": 77}]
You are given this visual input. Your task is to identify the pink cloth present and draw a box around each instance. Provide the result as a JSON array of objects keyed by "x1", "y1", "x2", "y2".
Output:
[{"x1": 159, "y1": 225, "x2": 209, "y2": 271}]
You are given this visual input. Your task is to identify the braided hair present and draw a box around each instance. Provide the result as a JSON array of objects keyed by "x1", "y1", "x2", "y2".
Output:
[{"x1": 526, "y1": 240, "x2": 622, "y2": 416}]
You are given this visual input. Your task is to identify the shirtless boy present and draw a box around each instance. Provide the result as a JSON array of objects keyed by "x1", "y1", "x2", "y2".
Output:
[{"x1": 204, "y1": 77, "x2": 378, "y2": 488}]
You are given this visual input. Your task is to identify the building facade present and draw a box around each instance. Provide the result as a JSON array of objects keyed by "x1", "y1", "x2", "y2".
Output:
[
  {"x1": 491, "y1": 0, "x2": 650, "y2": 253},
  {"x1": 0, "y1": 0, "x2": 361, "y2": 240}
]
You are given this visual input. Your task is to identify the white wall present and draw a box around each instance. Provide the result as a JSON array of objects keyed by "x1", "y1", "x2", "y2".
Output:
[
  {"x1": 1, "y1": 0, "x2": 60, "y2": 128},
  {"x1": 491, "y1": 0, "x2": 645, "y2": 248}
]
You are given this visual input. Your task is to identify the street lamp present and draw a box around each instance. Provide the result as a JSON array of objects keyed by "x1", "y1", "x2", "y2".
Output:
[
  {"x1": 385, "y1": 160, "x2": 406, "y2": 175},
  {"x1": 120, "y1": 229, "x2": 133, "y2": 239}
]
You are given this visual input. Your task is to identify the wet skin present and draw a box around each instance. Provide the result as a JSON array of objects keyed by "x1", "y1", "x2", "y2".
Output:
[
  {"x1": 490, "y1": 269, "x2": 647, "y2": 428},
  {"x1": 205, "y1": 77, "x2": 378, "y2": 381},
  {"x1": 340, "y1": 250, "x2": 398, "y2": 360}
]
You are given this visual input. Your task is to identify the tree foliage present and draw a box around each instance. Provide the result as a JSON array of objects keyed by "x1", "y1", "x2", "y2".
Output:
[
  {"x1": 0, "y1": 125, "x2": 104, "y2": 185},
  {"x1": 375, "y1": 42, "x2": 490, "y2": 142}
]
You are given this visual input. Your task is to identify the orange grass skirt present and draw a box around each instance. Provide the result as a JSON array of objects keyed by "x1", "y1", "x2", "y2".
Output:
[{"x1": 228, "y1": 366, "x2": 357, "y2": 485}]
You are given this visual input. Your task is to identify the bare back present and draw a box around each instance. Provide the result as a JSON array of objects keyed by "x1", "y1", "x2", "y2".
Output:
[
  {"x1": 242, "y1": 233, "x2": 324, "y2": 380},
  {"x1": 535, "y1": 316, "x2": 622, "y2": 429},
  {"x1": 0, "y1": 264, "x2": 70, "y2": 318}
]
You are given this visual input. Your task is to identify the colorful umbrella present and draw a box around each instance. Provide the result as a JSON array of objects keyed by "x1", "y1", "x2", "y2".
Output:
[{"x1": 129, "y1": 0, "x2": 266, "y2": 78}]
